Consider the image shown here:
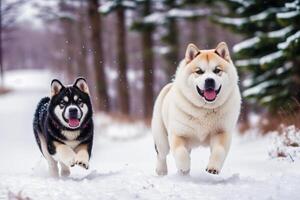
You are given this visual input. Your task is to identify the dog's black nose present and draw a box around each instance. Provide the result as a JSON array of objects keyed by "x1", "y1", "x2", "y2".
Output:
[
  {"x1": 69, "y1": 108, "x2": 78, "y2": 118},
  {"x1": 205, "y1": 78, "x2": 215, "y2": 90}
]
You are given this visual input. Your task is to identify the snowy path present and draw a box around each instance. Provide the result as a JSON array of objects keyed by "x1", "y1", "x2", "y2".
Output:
[{"x1": 1, "y1": 70, "x2": 300, "y2": 200}]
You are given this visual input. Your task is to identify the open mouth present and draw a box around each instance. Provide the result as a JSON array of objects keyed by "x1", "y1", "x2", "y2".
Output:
[
  {"x1": 68, "y1": 118, "x2": 80, "y2": 128},
  {"x1": 196, "y1": 85, "x2": 222, "y2": 102}
]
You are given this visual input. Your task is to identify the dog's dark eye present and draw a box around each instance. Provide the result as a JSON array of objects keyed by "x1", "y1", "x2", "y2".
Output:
[
  {"x1": 213, "y1": 68, "x2": 222, "y2": 74},
  {"x1": 77, "y1": 99, "x2": 84, "y2": 107},
  {"x1": 59, "y1": 101, "x2": 65, "y2": 108},
  {"x1": 196, "y1": 69, "x2": 204, "y2": 75}
]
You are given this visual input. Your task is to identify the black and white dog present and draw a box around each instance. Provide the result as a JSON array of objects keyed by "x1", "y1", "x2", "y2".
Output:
[{"x1": 33, "y1": 78, "x2": 93, "y2": 177}]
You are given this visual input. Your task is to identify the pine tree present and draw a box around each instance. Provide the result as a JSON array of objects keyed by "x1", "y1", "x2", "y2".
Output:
[
  {"x1": 100, "y1": 0, "x2": 135, "y2": 115},
  {"x1": 88, "y1": 0, "x2": 110, "y2": 111},
  {"x1": 131, "y1": 0, "x2": 209, "y2": 117},
  {"x1": 58, "y1": 0, "x2": 78, "y2": 80},
  {"x1": 276, "y1": 0, "x2": 300, "y2": 110},
  {"x1": 214, "y1": 0, "x2": 300, "y2": 114},
  {"x1": 131, "y1": 0, "x2": 155, "y2": 119},
  {"x1": 141, "y1": 0, "x2": 209, "y2": 80}
]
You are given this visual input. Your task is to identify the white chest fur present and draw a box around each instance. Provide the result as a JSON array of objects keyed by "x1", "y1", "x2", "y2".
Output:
[
  {"x1": 61, "y1": 130, "x2": 80, "y2": 140},
  {"x1": 61, "y1": 130, "x2": 81, "y2": 149}
]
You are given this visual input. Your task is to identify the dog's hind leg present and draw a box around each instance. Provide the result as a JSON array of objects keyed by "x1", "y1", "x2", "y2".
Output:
[
  {"x1": 152, "y1": 83, "x2": 172, "y2": 176},
  {"x1": 152, "y1": 112, "x2": 169, "y2": 176},
  {"x1": 170, "y1": 135, "x2": 190, "y2": 175},
  {"x1": 206, "y1": 132, "x2": 231, "y2": 175},
  {"x1": 60, "y1": 162, "x2": 70, "y2": 177},
  {"x1": 38, "y1": 134, "x2": 59, "y2": 177}
]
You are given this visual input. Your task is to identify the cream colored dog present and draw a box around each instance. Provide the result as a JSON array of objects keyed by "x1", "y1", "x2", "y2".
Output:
[{"x1": 152, "y1": 42, "x2": 241, "y2": 175}]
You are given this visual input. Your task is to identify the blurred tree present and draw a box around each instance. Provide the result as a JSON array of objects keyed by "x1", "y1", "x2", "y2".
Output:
[
  {"x1": 214, "y1": 0, "x2": 300, "y2": 114},
  {"x1": 100, "y1": 0, "x2": 135, "y2": 115},
  {"x1": 88, "y1": 0, "x2": 110, "y2": 111},
  {"x1": 276, "y1": 0, "x2": 300, "y2": 110},
  {"x1": 141, "y1": 1, "x2": 209, "y2": 80},
  {"x1": 131, "y1": 0, "x2": 155, "y2": 118},
  {"x1": 0, "y1": 0, "x2": 25, "y2": 86},
  {"x1": 58, "y1": 1, "x2": 77, "y2": 80},
  {"x1": 75, "y1": 0, "x2": 88, "y2": 78},
  {"x1": 162, "y1": 0, "x2": 180, "y2": 80}
]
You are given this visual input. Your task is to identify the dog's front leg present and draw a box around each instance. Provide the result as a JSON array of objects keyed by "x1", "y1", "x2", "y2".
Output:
[
  {"x1": 206, "y1": 132, "x2": 231, "y2": 175},
  {"x1": 75, "y1": 144, "x2": 90, "y2": 169},
  {"x1": 53, "y1": 141, "x2": 76, "y2": 167},
  {"x1": 171, "y1": 135, "x2": 191, "y2": 175}
]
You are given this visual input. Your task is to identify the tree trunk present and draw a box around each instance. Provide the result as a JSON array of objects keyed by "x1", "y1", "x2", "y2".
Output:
[
  {"x1": 58, "y1": 1, "x2": 76, "y2": 80},
  {"x1": 88, "y1": 0, "x2": 110, "y2": 111},
  {"x1": 116, "y1": 7, "x2": 130, "y2": 115},
  {"x1": 141, "y1": 1, "x2": 154, "y2": 118},
  {"x1": 76, "y1": 6, "x2": 88, "y2": 78},
  {"x1": 61, "y1": 19, "x2": 76, "y2": 80},
  {"x1": 189, "y1": 18, "x2": 198, "y2": 43},
  {"x1": 164, "y1": 18, "x2": 179, "y2": 80},
  {"x1": 0, "y1": 0, "x2": 3, "y2": 86}
]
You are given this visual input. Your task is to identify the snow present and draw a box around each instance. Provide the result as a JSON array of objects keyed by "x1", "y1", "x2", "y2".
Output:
[
  {"x1": 167, "y1": 8, "x2": 210, "y2": 18},
  {"x1": 217, "y1": 8, "x2": 282, "y2": 27},
  {"x1": 233, "y1": 37, "x2": 260, "y2": 53},
  {"x1": 2, "y1": 0, "x2": 44, "y2": 29},
  {"x1": 269, "y1": 126, "x2": 300, "y2": 161},
  {"x1": 243, "y1": 80, "x2": 278, "y2": 97},
  {"x1": 278, "y1": 31, "x2": 300, "y2": 50},
  {"x1": 259, "y1": 51, "x2": 284, "y2": 65},
  {"x1": 98, "y1": 1, "x2": 115, "y2": 14},
  {"x1": 1, "y1": 70, "x2": 300, "y2": 199},
  {"x1": 285, "y1": 0, "x2": 300, "y2": 9},
  {"x1": 215, "y1": 16, "x2": 247, "y2": 26},
  {"x1": 143, "y1": 8, "x2": 210, "y2": 25},
  {"x1": 277, "y1": 11, "x2": 300, "y2": 19},
  {"x1": 228, "y1": 0, "x2": 254, "y2": 8},
  {"x1": 268, "y1": 26, "x2": 293, "y2": 39},
  {"x1": 99, "y1": 1, "x2": 136, "y2": 14},
  {"x1": 216, "y1": 9, "x2": 276, "y2": 27},
  {"x1": 249, "y1": 10, "x2": 270, "y2": 21},
  {"x1": 154, "y1": 46, "x2": 171, "y2": 55},
  {"x1": 235, "y1": 58, "x2": 259, "y2": 67},
  {"x1": 143, "y1": 12, "x2": 166, "y2": 25}
]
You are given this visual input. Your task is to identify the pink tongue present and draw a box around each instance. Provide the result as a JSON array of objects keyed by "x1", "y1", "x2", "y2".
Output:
[
  {"x1": 68, "y1": 119, "x2": 80, "y2": 127},
  {"x1": 204, "y1": 90, "x2": 217, "y2": 100}
]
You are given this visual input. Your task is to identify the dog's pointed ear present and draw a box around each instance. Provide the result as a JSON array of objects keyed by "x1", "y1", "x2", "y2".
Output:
[
  {"x1": 73, "y1": 77, "x2": 90, "y2": 94},
  {"x1": 185, "y1": 43, "x2": 200, "y2": 63},
  {"x1": 51, "y1": 79, "x2": 64, "y2": 97},
  {"x1": 215, "y1": 42, "x2": 231, "y2": 62}
]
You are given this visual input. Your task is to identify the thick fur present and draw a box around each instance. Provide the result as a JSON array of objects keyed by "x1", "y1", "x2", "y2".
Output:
[
  {"x1": 152, "y1": 42, "x2": 241, "y2": 175},
  {"x1": 33, "y1": 78, "x2": 93, "y2": 177}
]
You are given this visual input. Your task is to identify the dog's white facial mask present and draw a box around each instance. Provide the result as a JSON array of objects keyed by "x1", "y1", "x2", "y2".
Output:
[
  {"x1": 177, "y1": 42, "x2": 238, "y2": 108},
  {"x1": 54, "y1": 99, "x2": 88, "y2": 129},
  {"x1": 51, "y1": 78, "x2": 91, "y2": 129}
]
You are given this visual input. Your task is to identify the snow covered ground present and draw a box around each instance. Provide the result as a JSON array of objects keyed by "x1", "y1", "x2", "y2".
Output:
[{"x1": 1, "y1": 70, "x2": 300, "y2": 200}]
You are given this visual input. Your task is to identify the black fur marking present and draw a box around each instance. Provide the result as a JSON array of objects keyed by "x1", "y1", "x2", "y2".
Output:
[
  {"x1": 154, "y1": 144, "x2": 158, "y2": 155},
  {"x1": 33, "y1": 83, "x2": 94, "y2": 159}
]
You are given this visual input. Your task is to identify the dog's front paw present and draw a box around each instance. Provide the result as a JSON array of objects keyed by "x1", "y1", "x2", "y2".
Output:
[
  {"x1": 75, "y1": 154, "x2": 89, "y2": 169},
  {"x1": 61, "y1": 154, "x2": 75, "y2": 167},
  {"x1": 206, "y1": 167, "x2": 219, "y2": 175},
  {"x1": 156, "y1": 167, "x2": 168, "y2": 176},
  {"x1": 76, "y1": 160, "x2": 89, "y2": 169},
  {"x1": 156, "y1": 159, "x2": 168, "y2": 176},
  {"x1": 178, "y1": 169, "x2": 190, "y2": 176},
  {"x1": 67, "y1": 157, "x2": 76, "y2": 167}
]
